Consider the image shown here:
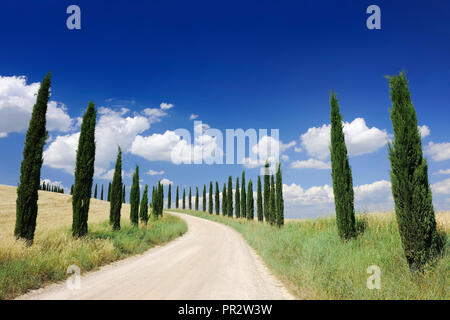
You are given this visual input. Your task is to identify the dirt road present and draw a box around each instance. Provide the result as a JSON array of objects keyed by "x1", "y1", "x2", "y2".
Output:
[{"x1": 18, "y1": 212, "x2": 294, "y2": 300}]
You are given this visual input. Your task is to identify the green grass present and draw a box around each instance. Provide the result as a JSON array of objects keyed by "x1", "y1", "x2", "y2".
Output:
[
  {"x1": 171, "y1": 209, "x2": 449, "y2": 300},
  {"x1": 0, "y1": 215, "x2": 187, "y2": 299}
]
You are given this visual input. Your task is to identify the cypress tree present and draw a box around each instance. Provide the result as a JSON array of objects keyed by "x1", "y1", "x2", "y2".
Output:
[
  {"x1": 94, "y1": 184, "x2": 98, "y2": 199},
  {"x1": 158, "y1": 181, "x2": 164, "y2": 216},
  {"x1": 215, "y1": 182, "x2": 220, "y2": 215},
  {"x1": 276, "y1": 163, "x2": 284, "y2": 227},
  {"x1": 70, "y1": 184, "x2": 74, "y2": 195},
  {"x1": 15, "y1": 73, "x2": 51, "y2": 243},
  {"x1": 109, "y1": 147, "x2": 122, "y2": 230},
  {"x1": 176, "y1": 186, "x2": 179, "y2": 209},
  {"x1": 330, "y1": 92, "x2": 356, "y2": 240},
  {"x1": 182, "y1": 188, "x2": 186, "y2": 209},
  {"x1": 202, "y1": 185, "x2": 206, "y2": 211},
  {"x1": 241, "y1": 171, "x2": 246, "y2": 219},
  {"x1": 263, "y1": 161, "x2": 271, "y2": 223},
  {"x1": 42, "y1": 182, "x2": 46, "y2": 191},
  {"x1": 168, "y1": 184, "x2": 172, "y2": 209},
  {"x1": 387, "y1": 72, "x2": 443, "y2": 270},
  {"x1": 222, "y1": 183, "x2": 227, "y2": 215},
  {"x1": 107, "y1": 182, "x2": 111, "y2": 201},
  {"x1": 247, "y1": 180, "x2": 254, "y2": 220},
  {"x1": 189, "y1": 187, "x2": 192, "y2": 210},
  {"x1": 227, "y1": 176, "x2": 233, "y2": 217},
  {"x1": 270, "y1": 174, "x2": 276, "y2": 225},
  {"x1": 151, "y1": 187, "x2": 157, "y2": 219},
  {"x1": 195, "y1": 187, "x2": 199, "y2": 211},
  {"x1": 130, "y1": 165, "x2": 140, "y2": 226},
  {"x1": 235, "y1": 177, "x2": 240, "y2": 218},
  {"x1": 122, "y1": 184, "x2": 126, "y2": 203},
  {"x1": 257, "y1": 176, "x2": 263, "y2": 221},
  {"x1": 139, "y1": 184, "x2": 149, "y2": 225},
  {"x1": 209, "y1": 182, "x2": 213, "y2": 214},
  {"x1": 72, "y1": 102, "x2": 97, "y2": 238},
  {"x1": 100, "y1": 184, "x2": 104, "y2": 200}
]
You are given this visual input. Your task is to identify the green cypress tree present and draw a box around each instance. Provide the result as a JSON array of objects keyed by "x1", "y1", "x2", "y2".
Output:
[
  {"x1": 176, "y1": 186, "x2": 179, "y2": 209},
  {"x1": 241, "y1": 171, "x2": 246, "y2": 218},
  {"x1": 151, "y1": 187, "x2": 157, "y2": 219},
  {"x1": 227, "y1": 176, "x2": 233, "y2": 217},
  {"x1": 168, "y1": 184, "x2": 171, "y2": 209},
  {"x1": 222, "y1": 183, "x2": 227, "y2": 215},
  {"x1": 330, "y1": 92, "x2": 356, "y2": 240},
  {"x1": 257, "y1": 176, "x2": 263, "y2": 221},
  {"x1": 130, "y1": 165, "x2": 140, "y2": 226},
  {"x1": 122, "y1": 184, "x2": 126, "y2": 204},
  {"x1": 70, "y1": 184, "x2": 74, "y2": 195},
  {"x1": 263, "y1": 161, "x2": 271, "y2": 223},
  {"x1": 270, "y1": 174, "x2": 276, "y2": 225},
  {"x1": 209, "y1": 182, "x2": 213, "y2": 214},
  {"x1": 202, "y1": 185, "x2": 206, "y2": 211},
  {"x1": 195, "y1": 187, "x2": 199, "y2": 211},
  {"x1": 189, "y1": 187, "x2": 192, "y2": 210},
  {"x1": 100, "y1": 184, "x2": 104, "y2": 200},
  {"x1": 158, "y1": 181, "x2": 164, "y2": 216},
  {"x1": 94, "y1": 184, "x2": 98, "y2": 199},
  {"x1": 387, "y1": 72, "x2": 443, "y2": 270},
  {"x1": 15, "y1": 73, "x2": 51, "y2": 243},
  {"x1": 107, "y1": 182, "x2": 111, "y2": 201},
  {"x1": 276, "y1": 163, "x2": 284, "y2": 227},
  {"x1": 42, "y1": 182, "x2": 46, "y2": 191},
  {"x1": 215, "y1": 182, "x2": 220, "y2": 215},
  {"x1": 72, "y1": 102, "x2": 97, "y2": 238},
  {"x1": 247, "y1": 179, "x2": 254, "y2": 220},
  {"x1": 109, "y1": 147, "x2": 122, "y2": 230},
  {"x1": 139, "y1": 184, "x2": 149, "y2": 225},
  {"x1": 182, "y1": 188, "x2": 186, "y2": 209},
  {"x1": 235, "y1": 177, "x2": 240, "y2": 218}
]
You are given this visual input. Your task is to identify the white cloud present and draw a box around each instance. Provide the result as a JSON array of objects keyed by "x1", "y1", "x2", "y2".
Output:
[
  {"x1": 189, "y1": 114, "x2": 199, "y2": 120},
  {"x1": 147, "y1": 169, "x2": 165, "y2": 176},
  {"x1": 43, "y1": 132, "x2": 79, "y2": 174},
  {"x1": 160, "y1": 178, "x2": 173, "y2": 186},
  {"x1": 0, "y1": 75, "x2": 74, "y2": 137},
  {"x1": 424, "y1": 141, "x2": 450, "y2": 162},
  {"x1": 243, "y1": 135, "x2": 296, "y2": 168},
  {"x1": 300, "y1": 118, "x2": 388, "y2": 159},
  {"x1": 354, "y1": 180, "x2": 391, "y2": 202},
  {"x1": 418, "y1": 125, "x2": 430, "y2": 138},
  {"x1": 434, "y1": 169, "x2": 450, "y2": 175},
  {"x1": 160, "y1": 102, "x2": 174, "y2": 110},
  {"x1": 291, "y1": 158, "x2": 331, "y2": 170},
  {"x1": 294, "y1": 146, "x2": 303, "y2": 153},
  {"x1": 281, "y1": 154, "x2": 289, "y2": 162},
  {"x1": 283, "y1": 183, "x2": 334, "y2": 206},
  {"x1": 432, "y1": 178, "x2": 450, "y2": 195},
  {"x1": 142, "y1": 108, "x2": 168, "y2": 124}
]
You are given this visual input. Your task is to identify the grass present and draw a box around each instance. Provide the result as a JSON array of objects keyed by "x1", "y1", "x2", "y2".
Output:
[
  {"x1": 0, "y1": 185, "x2": 187, "y2": 299},
  {"x1": 170, "y1": 208, "x2": 449, "y2": 300}
]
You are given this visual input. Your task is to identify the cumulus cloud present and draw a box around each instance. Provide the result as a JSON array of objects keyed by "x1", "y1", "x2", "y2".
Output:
[
  {"x1": 283, "y1": 183, "x2": 334, "y2": 206},
  {"x1": 291, "y1": 158, "x2": 330, "y2": 170},
  {"x1": 242, "y1": 135, "x2": 296, "y2": 168},
  {"x1": 0, "y1": 75, "x2": 74, "y2": 137},
  {"x1": 300, "y1": 118, "x2": 388, "y2": 159},
  {"x1": 160, "y1": 102, "x2": 174, "y2": 110},
  {"x1": 418, "y1": 125, "x2": 430, "y2": 138},
  {"x1": 189, "y1": 114, "x2": 199, "y2": 120},
  {"x1": 424, "y1": 141, "x2": 450, "y2": 162},
  {"x1": 147, "y1": 169, "x2": 165, "y2": 176},
  {"x1": 160, "y1": 178, "x2": 173, "y2": 186},
  {"x1": 432, "y1": 178, "x2": 450, "y2": 195},
  {"x1": 434, "y1": 169, "x2": 450, "y2": 175}
]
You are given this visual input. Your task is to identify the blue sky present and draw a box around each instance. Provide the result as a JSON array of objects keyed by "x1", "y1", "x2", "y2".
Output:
[{"x1": 1, "y1": 0, "x2": 450, "y2": 218}]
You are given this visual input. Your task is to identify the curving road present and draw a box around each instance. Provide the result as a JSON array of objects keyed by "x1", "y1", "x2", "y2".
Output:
[{"x1": 18, "y1": 212, "x2": 294, "y2": 300}]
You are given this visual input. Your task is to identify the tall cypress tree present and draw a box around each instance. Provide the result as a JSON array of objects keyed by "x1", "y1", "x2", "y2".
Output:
[
  {"x1": 72, "y1": 102, "x2": 97, "y2": 238},
  {"x1": 151, "y1": 187, "x2": 157, "y2": 219},
  {"x1": 182, "y1": 188, "x2": 186, "y2": 209},
  {"x1": 100, "y1": 184, "x2": 104, "y2": 200},
  {"x1": 227, "y1": 176, "x2": 233, "y2": 217},
  {"x1": 70, "y1": 184, "x2": 74, "y2": 195},
  {"x1": 209, "y1": 182, "x2": 213, "y2": 214},
  {"x1": 235, "y1": 177, "x2": 240, "y2": 218},
  {"x1": 257, "y1": 176, "x2": 263, "y2": 222},
  {"x1": 276, "y1": 163, "x2": 284, "y2": 227},
  {"x1": 129, "y1": 165, "x2": 140, "y2": 226},
  {"x1": 168, "y1": 184, "x2": 172, "y2": 209},
  {"x1": 387, "y1": 72, "x2": 443, "y2": 270},
  {"x1": 158, "y1": 181, "x2": 164, "y2": 216},
  {"x1": 330, "y1": 92, "x2": 356, "y2": 240},
  {"x1": 107, "y1": 182, "x2": 111, "y2": 201},
  {"x1": 247, "y1": 180, "x2": 254, "y2": 220},
  {"x1": 202, "y1": 185, "x2": 206, "y2": 212},
  {"x1": 139, "y1": 184, "x2": 149, "y2": 225},
  {"x1": 241, "y1": 171, "x2": 246, "y2": 219},
  {"x1": 270, "y1": 174, "x2": 276, "y2": 225},
  {"x1": 189, "y1": 187, "x2": 192, "y2": 210},
  {"x1": 176, "y1": 186, "x2": 179, "y2": 209},
  {"x1": 122, "y1": 184, "x2": 126, "y2": 204},
  {"x1": 195, "y1": 187, "x2": 199, "y2": 211},
  {"x1": 215, "y1": 182, "x2": 220, "y2": 215},
  {"x1": 110, "y1": 147, "x2": 122, "y2": 230},
  {"x1": 263, "y1": 161, "x2": 271, "y2": 223},
  {"x1": 222, "y1": 183, "x2": 227, "y2": 215},
  {"x1": 15, "y1": 73, "x2": 51, "y2": 243},
  {"x1": 94, "y1": 184, "x2": 98, "y2": 199}
]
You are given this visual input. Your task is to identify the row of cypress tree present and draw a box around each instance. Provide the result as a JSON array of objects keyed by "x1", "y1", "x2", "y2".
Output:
[
  {"x1": 329, "y1": 72, "x2": 443, "y2": 271},
  {"x1": 39, "y1": 182, "x2": 64, "y2": 193}
]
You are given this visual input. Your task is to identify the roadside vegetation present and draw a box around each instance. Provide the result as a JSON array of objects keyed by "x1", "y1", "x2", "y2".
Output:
[
  {"x1": 0, "y1": 185, "x2": 187, "y2": 299},
  {"x1": 172, "y1": 208, "x2": 449, "y2": 299}
]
